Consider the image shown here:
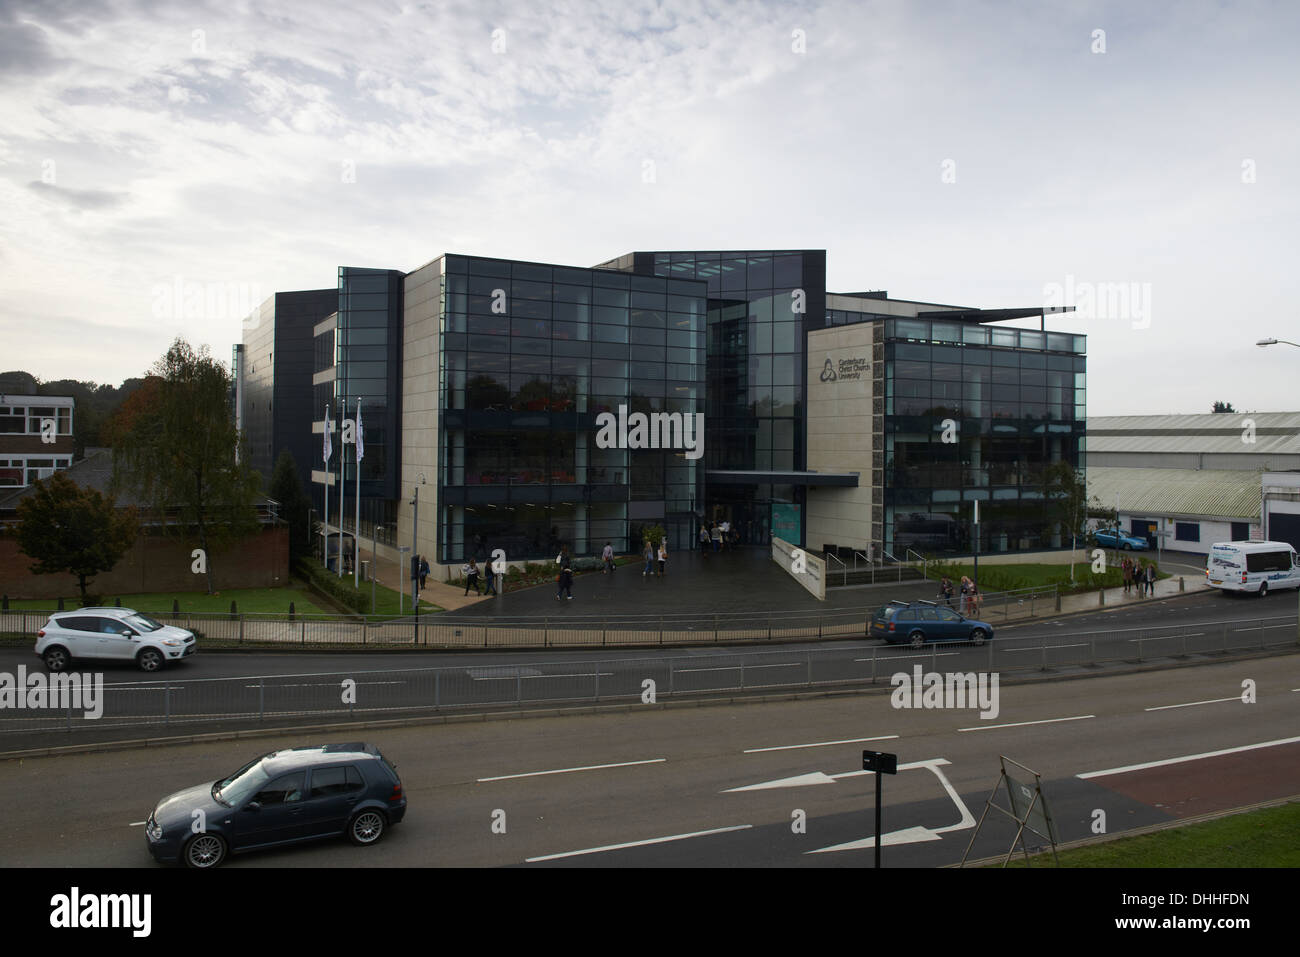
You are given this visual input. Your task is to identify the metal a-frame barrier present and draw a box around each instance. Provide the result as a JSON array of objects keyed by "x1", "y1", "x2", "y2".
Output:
[{"x1": 960, "y1": 755, "x2": 1060, "y2": 867}]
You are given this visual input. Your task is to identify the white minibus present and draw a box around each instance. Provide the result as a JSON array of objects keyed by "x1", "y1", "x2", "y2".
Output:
[{"x1": 1205, "y1": 540, "x2": 1300, "y2": 596}]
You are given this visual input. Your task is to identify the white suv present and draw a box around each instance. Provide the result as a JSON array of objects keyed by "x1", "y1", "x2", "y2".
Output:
[{"x1": 35, "y1": 608, "x2": 198, "y2": 673}]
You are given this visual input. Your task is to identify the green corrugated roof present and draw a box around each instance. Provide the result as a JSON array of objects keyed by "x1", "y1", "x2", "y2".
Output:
[{"x1": 1086, "y1": 467, "x2": 1261, "y2": 520}]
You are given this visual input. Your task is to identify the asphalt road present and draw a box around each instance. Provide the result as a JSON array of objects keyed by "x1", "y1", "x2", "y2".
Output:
[
  {"x1": 2, "y1": 590, "x2": 1296, "y2": 746},
  {"x1": 2, "y1": 652, "x2": 1297, "y2": 868}
]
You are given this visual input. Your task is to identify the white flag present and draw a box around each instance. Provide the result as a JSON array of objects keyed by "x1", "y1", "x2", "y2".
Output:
[
  {"x1": 355, "y1": 398, "x2": 364, "y2": 463},
  {"x1": 323, "y1": 404, "x2": 332, "y2": 463}
]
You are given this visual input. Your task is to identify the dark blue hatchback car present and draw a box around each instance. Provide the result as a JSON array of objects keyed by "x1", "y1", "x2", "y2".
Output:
[
  {"x1": 869, "y1": 600, "x2": 995, "y2": 647},
  {"x1": 146, "y1": 742, "x2": 406, "y2": 868}
]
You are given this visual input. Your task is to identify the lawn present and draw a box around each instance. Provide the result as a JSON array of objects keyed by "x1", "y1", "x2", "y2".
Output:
[
  {"x1": 2, "y1": 588, "x2": 330, "y2": 616},
  {"x1": 997, "y1": 801, "x2": 1300, "y2": 867},
  {"x1": 924, "y1": 558, "x2": 1171, "y2": 595}
]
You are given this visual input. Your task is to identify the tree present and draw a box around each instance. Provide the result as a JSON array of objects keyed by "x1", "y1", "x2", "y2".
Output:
[
  {"x1": 1039, "y1": 461, "x2": 1088, "y2": 579},
  {"x1": 1211, "y1": 401, "x2": 1237, "y2": 413},
  {"x1": 110, "y1": 339, "x2": 262, "y2": 594},
  {"x1": 15, "y1": 472, "x2": 138, "y2": 602},
  {"x1": 268, "y1": 449, "x2": 313, "y2": 564}
]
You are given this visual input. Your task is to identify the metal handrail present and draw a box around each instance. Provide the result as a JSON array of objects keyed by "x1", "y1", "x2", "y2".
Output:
[
  {"x1": 905, "y1": 548, "x2": 928, "y2": 579},
  {"x1": 824, "y1": 551, "x2": 847, "y2": 586}
]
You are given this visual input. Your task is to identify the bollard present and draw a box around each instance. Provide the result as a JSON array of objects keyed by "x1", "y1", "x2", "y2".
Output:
[
  {"x1": 173, "y1": 598, "x2": 180, "y2": 615},
  {"x1": 57, "y1": 597, "x2": 65, "y2": 610},
  {"x1": 1179, "y1": 576, "x2": 1184, "y2": 592},
  {"x1": 1055, "y1": 590, "x2": 1061, "y2": 612},
  {"x1": 1099, "y1": 588, "x2": 1105, "y2": 606},
  {"x1": 1, "y1": 595, "x2": 6, "y2": 610},
  {"x1": 289, "y1": 601, "x2": 295, "y2": 621}
]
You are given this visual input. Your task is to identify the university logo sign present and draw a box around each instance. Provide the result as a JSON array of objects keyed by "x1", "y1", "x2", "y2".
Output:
[
  {"x1": 595, "y1": 404, "x2": 704, "y2": 460},
  {"x1": 821, "y1": 355, "x2": 870, "y2": 383}
]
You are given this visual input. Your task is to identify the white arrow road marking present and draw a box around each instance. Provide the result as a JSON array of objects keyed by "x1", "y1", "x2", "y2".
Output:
[
  {"x1": 806, "y1": 758, "x2": 976, "y2": 854},
  {"x1": 723, "y1": 772, "x2": 839, "y2": 791}
]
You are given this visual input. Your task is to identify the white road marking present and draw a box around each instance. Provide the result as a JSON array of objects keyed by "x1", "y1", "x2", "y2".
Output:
[
  {"x1": 471, "y1": 673, "x2": 614, "y2": 681},
  {"x1": 958, "y1": 714, "x2": 1094, "y2": 732},
  {"x1": 1145, "y1": 696, "x2": 1243, "y2": 711},
  {"x1": 744, "y1": 734, "x2": 899, "y2": 754},
  {"x1": 242, "y1": 681, "x2": 406, "y2": 689},
  {"x1": 525, "y1": 824, "x2": 752, "y2": 862},
  {"x1": 477, "y1": 758, "x2": 666, "y2": 782},
  {"x1": 1077, "y1": 735, "x2": 1300, "y2": 778},
  {"x1": 128, "y1": 821, "x2": 146, "y2": 826},
  {"x1": 854, "y1": 652, "x2": 961, "y2": 662},
  {"x1": 998, "y1": 643, "x2": 1088, "y2": 653},
  {"x1": 808, "y1": 759, "x2": 976, "y2": 853},
  {"x1": 724, "y1": 757, "x2": 949, "y2": 792}
]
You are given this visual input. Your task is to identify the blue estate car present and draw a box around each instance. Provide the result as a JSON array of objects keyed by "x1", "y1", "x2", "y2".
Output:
[
  {"x1": 146, "y1": 743, "x2": 406, "y2": 868},
  {"x1": 1094, "y1": 528, "x2": 1149, "y2": 550},
  {"x1": 869, "y1": 600, "x2": 995, "y2": 646}
]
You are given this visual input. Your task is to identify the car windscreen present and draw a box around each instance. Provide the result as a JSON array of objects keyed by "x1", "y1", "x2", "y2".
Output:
[
  {"x1": 214, "y1": 758, "x2": 273, "y2": 807},
  {"x1": 125, "y1": 614, "x2": 164, "y2": 632}
]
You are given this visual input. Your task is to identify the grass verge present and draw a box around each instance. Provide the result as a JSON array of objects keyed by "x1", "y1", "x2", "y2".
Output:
[{"x1": 995, "y1": 800, "x2": 1300, "y2": 867}]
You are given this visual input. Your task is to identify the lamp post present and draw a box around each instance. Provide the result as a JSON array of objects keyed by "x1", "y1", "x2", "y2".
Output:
[
  {"x1": 371, "y1": 524, "x2": 383, "y2": 615},
  {"x1": 411, "y1": 473, "x2": 426, "y2": 644}
]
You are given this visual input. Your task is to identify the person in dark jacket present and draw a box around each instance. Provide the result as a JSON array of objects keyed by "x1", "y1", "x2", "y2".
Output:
[{"x1": 556, "y1": 546, "x2": 574, "y2": 600}]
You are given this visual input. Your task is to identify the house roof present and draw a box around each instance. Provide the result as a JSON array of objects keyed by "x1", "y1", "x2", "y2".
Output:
[{"x1": 1086, "y1": 466, "x2": 1263, "y2": 520}]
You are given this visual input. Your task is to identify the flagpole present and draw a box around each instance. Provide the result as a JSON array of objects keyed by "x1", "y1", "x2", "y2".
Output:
[
  {"x1": 338, "y1": 397, "x2": 345, "y2": 578},
  {"x1": 354, "y1": 397, "x2": 362, "y2": 589}
]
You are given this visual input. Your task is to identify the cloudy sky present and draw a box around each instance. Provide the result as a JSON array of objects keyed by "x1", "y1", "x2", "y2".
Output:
[{"x1": 3, "y1": 0, "x2": 1297, "y2": 415}]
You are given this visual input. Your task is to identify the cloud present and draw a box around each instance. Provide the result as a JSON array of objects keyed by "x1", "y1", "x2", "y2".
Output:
[{"x1": 26, "y1": 179, "x2": 129, "y2": 210}]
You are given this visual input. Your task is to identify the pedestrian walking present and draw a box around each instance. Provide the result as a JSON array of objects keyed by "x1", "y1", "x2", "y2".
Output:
[
  {"x1": 959, "y1": 575, "x2": 971, "y2": 614},
  {"x1": 643, "y1": 540, "x2": 654, "y2": 576},
  {"x1": 419, "y1": 557, "x2": 429, "y2": 590},
  {"x1": 969, "y1": 581, "x2": 981, "y2": 616},
  {"x1": 699, "y1": 524, "x2": 711, "y2": 554},
  {"x1": 463, "y1": 558, "x2": 481, "y2": 596},
  {"x1": 940, "y1": 576, "x2": 954, "y2": 607},
  {"x1": 602, "y1": 541, "x2": 615, "y2": 574},
  {"x1": 658, "y1": 539, "x2": 668, "y2": 576},
  {"x1": 556, "y1": 546, "x2": 574, "y2": 600},
  {"x1": 484, "y1": 559, "x2": 498, "y2": 595},
  {"x1": 710, "y1": 523, "x2": 721, "y2": 552},
  {"x1": 1121, "y1": 557, "x2": 1131, "y2": 594},
  {"x1": 1144, "y1": 561, "x2": 1156, "y2": 596}
]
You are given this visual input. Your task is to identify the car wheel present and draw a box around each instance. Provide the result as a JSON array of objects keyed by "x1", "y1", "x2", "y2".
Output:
[
  {"x1": 909, "y1": 630, "x2": 926, "y2": 649},
  {"x1": 970, "y1": 628, "x2": 987, "y2": 646},
  {"x1": 349, "y1": 809, "x2": 387, "y2": 846},
  {"x1": 137, "y1": 648, "x2": 164, "y2": 673},
  {"x1": 43, "y1": 646, "x2": 71, "y2": 672},
  {"x1": 1259, "y1": 582, "x2": 1268, "y2": 597},
  {"x1": 1121, "y1": 542, "x2": 1131, "y2": 551},
  {"x1": 183, "y1": 833, "x2": 226, "y2": 869}
]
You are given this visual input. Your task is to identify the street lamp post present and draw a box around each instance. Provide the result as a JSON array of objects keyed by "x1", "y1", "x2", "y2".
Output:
[
  {"x1": 371, "y1": 525, "x2": 383, "y2": 615},
  {"x1": 1257, "y1": 338, "x2": 1300, "y2": 349}
]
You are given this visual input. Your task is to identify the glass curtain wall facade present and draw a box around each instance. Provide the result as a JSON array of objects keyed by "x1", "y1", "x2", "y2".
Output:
[
  {"x1": 881, "y1": 317, "x2": 1087, "y2": 554},
  {"x1": 312, "y1": 267, "x2": 403, "y2": 547},
  {"x1": 601, "y1": 250, "x2": 825, "y2": 547},
  {"x1": 438, "y1": 255, "x2": 706, "y2": 563}
]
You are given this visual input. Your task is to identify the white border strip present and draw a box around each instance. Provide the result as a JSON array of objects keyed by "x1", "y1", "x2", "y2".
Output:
[{"x1": 1145, "y1": 696, "x2": 1242, "y2": 712}]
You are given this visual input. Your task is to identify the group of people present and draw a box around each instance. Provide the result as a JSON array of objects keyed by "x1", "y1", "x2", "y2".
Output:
[
  {"x1": 643, "y1": 539, "x2": 669, "y2": 576},
  {"x1": 460, "y1": 556, "x2": 500, "y2": 597},
  {"x1": 699, "y1": 521, "x2": 739, "y2": 553},
  {"x1": 1122, "y1": 556, "x2": 1157, "y2": 596},
  {"x1": 938, "y1": 575, "x2": 982, "y2": 615}
]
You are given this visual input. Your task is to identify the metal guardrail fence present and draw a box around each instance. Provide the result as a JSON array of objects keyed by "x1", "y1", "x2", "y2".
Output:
[
  {"x1": 2, "y1": 589, "x2": 1062, "y2": 649},
  {"x1": 2, "y1": 615, "x2": 1294, "y2": 737}
]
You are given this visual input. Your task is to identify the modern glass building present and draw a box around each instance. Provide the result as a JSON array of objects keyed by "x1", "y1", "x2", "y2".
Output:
[{"x1": 242, "y1": 246, "x2": 1085, "y2": 579}]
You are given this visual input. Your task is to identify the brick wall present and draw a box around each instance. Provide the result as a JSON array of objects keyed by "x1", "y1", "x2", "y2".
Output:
[{"x1": 0, "y1": 527, "x2": 290, "y2": 599}]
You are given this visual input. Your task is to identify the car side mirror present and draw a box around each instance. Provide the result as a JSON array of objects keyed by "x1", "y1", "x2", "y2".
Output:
[
  {"x1": 244, "y1": 802, "x2": 261, "y2": 812},
  {"x1": 120, "y1": 630, "x2": 134, "y2": 638}
]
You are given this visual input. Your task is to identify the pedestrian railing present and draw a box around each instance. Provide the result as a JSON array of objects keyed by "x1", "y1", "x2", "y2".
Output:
[
  {"x1": 3, "y1": 614, "x2": 1294, "y2": 738},
  {"x1": 825, "y1": 552, "x2": 847, "y2": 587}
]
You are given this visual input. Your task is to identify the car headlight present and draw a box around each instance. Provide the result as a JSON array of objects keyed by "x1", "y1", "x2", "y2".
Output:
[
  {"x1": 146, "y1": 815, "x2": 163, "y2": 841},
  {"x1": 161, "y1": 639, "x2": 183, "y2": 646}
]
